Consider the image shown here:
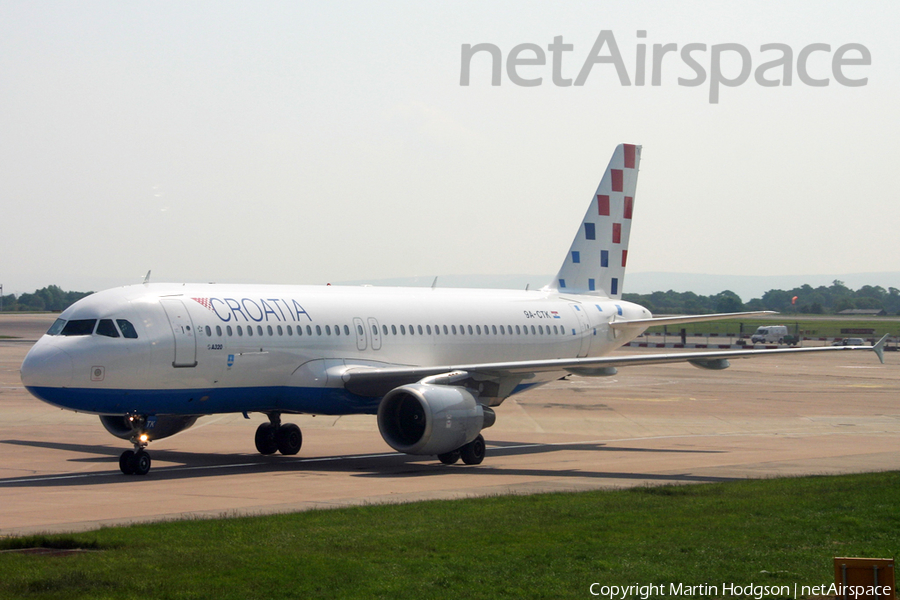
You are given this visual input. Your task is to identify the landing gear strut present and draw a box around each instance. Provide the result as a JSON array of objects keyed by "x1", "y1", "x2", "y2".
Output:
[
  {"x1": 255, "y1": 413, "x2": 302, "y2": 456},
  {"x1": 119, "y1": 415, "x2": 152, "y2": 476}
]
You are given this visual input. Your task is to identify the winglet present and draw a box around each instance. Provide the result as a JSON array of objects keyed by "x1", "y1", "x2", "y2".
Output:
[{"x1": 873, "y1": 334, "x2": 889, "y2": 364}]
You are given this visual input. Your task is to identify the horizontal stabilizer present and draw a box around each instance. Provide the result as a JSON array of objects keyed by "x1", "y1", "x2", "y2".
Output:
[{"x1": 609, "y1": 310, "x2": 777, "y2": 329}]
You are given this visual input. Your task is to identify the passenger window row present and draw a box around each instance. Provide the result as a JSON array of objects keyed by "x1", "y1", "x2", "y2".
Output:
[
  {"x1": 204, "y1": 324, "x2": 352, "y2": 338},
  {"x1": 47, "y1": 317, "x2": 566, "y2": 342},
  {"x1": 379, "y1": 323, "x2": 565, "y2": 337},
  {"x1": 202, "y1": 322, "x2": 567, "y2": 339}
]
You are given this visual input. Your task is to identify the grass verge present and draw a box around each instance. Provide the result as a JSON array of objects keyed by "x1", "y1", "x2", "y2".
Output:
[{"x1": 1, "y1": 472, "x2": 898, "y2": 600}]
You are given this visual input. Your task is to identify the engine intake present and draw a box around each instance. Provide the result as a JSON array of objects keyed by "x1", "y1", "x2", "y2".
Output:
[{"x1": 377, "y1": 384, "x2": 491, "y2": 455}]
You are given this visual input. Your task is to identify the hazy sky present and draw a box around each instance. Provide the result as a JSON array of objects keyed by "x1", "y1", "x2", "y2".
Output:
[{"x1": 1, "y1": 1, "x2": 898, "y2": 295}]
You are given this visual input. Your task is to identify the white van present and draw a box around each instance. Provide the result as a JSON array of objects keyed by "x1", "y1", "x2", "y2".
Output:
[{"x1": 751, "y1": 325, "x2": 788, "y2": 344}]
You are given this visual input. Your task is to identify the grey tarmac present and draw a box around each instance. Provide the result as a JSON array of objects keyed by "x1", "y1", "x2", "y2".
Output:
[{"x1": 1, "y1": 314, "x2": 898, "y2": 536}]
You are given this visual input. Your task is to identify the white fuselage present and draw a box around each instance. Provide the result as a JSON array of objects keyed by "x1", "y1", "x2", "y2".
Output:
[{"x1": 21, "y1": 282, "x2": 651, "y2": 417}]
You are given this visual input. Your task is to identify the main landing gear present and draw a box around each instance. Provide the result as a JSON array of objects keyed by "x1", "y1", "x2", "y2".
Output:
[
  {"x1": 119, "y1": 415, "x2": 152, "y2": 476},
  {"x1": 254, "y1": 413, "x2": 302, "y2": 456},
  {"x1": 437, "y1": 434, "x2": 486, "y2": 466}
]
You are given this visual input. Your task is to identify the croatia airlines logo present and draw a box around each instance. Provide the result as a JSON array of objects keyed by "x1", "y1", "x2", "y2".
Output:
[
  {"x1": 190, "y1": 296, "x2": 312, "y2": 323},
  {"x1": 192, "y1": 298, "x2": 214, "y2": 311}
]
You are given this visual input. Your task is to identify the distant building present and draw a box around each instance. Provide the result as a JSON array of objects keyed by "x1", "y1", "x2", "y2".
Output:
[{"x1": 837, "y1": 308, "x2": 887, "y2": 316}]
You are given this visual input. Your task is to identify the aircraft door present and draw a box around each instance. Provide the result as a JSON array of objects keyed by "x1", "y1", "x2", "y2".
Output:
[
  {"x1": 569, "y1": 303, "x2": 591, "y2": 358},
  {"x1": 367, "y1": 317, "x2": 382, "y2": 350},
  {"x1": 353, "y1": 317, "x2": 367, "y2": 351},
  {"x1": 160, "y1": 298, "x2": 198, "y2": 368}
]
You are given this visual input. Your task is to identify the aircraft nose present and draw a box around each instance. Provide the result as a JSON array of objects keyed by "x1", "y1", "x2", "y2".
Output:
[{"x1": 20, "y1": 343, "x2": 74, "y2": 388}]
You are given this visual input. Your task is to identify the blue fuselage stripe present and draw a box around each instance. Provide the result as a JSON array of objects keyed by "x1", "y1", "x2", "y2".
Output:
[
  {"x1": 25, "y1": 385, "x2": 381, "y2": 416},
  {"x1": 26, "y1": 381, "x2": 541, "y2": 417}
]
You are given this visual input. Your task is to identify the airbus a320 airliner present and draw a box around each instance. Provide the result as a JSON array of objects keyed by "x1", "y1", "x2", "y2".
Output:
[{"x1": 20, "y1": 144, "x2": 886, "y2": 475}]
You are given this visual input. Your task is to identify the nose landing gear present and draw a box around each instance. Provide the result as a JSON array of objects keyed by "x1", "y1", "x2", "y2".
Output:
[
  {"x1": 119, "y1": 415, "x2": 152, "y2": 475},
  {"x1": 119, "y1": 448, "x2": 151, "y2": 475}
]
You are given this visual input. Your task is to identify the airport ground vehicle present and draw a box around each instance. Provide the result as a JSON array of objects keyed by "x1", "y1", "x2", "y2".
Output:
[
  {"x1": 751, "y1": 325, "x2": 789, "y2": 344},
  {"x1": 782, "y1": 334, "x2": 800, "y2": 346}
]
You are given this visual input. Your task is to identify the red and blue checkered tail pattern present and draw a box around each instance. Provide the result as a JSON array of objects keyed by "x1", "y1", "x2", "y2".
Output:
[{"x1": 550, "y1": 143, "x2": 641, "y2": 299}]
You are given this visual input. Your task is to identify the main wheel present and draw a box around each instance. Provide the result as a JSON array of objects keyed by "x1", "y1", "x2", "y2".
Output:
[
  {"x1": 438, "y1": 450, "x2": 460, "y2": 465},
  {"x1": 133, "y1": 450, "x2": 152, "y2": 476},
  {"x1": 275, "y1": 423, "x2": 302, "y2": 455},
  {"x1": 255, "y1": 422, "x2": 279, "y2": 455},
  {"x1": 460, "y1": 434, "x2": 486, "y2": 465},
  {"x1": 119, "y1": 450, "x2": 136, "y2": 475}
]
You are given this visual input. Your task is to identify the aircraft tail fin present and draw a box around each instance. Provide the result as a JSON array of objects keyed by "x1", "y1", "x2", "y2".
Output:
[{"x1": 550, "y1": 143, "x2": 641, "y2": 298}]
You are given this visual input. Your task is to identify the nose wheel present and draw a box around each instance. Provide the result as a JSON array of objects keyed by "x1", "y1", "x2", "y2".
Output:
[
  {"x1": 119, "y1": 414, "x2": 153, "y2": 475},
  {"x1": 119, "y1": 449, "x2": 152, "y2": 475}
]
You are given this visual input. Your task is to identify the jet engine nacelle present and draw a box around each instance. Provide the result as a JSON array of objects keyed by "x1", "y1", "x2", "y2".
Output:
[
  {"x1": 688, "y1": 358, "x2": 731, "y2": 370},
  {"x1": 377, "y1": 383, "x2": 493, "y2": 455},
  {"x1": 99, "y1": 415, "x2": 200, "y2": 441}
]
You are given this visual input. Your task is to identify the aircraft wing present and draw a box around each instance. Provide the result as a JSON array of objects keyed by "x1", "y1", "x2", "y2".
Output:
[{"x1": 340, "y1": 335, "x2": 888, "y2": 399}]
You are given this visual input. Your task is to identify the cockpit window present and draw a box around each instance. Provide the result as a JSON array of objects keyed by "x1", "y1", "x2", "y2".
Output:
[
  {"x1": 116, "y1": 320, "x2": 138, "y2": 339},
  {"x1": 60, "y1": 319, "x2": 97, "y2": 336},
  {"x1": 96, "y1": 319, "x2": 120, "y2": 338},
  {"x1": 47, "y1": 319, "x2": 66, "y2": 336}
]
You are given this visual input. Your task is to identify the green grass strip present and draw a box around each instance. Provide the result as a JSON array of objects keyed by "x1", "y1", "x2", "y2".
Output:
[{"x1": 1, "y1": 472, "x2": 898, "y2": 600}]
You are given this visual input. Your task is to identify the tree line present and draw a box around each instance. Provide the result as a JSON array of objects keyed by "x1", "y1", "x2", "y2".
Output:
[
  {"x1": 1, "y1": 280, "x2": 898, "y2": 315},
  {"x1": 0, "y1": 285, "x2": 94, "y2": 312},
  {"x1": 623, "y1": 280, "x2": 900, "y2": 315}
]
